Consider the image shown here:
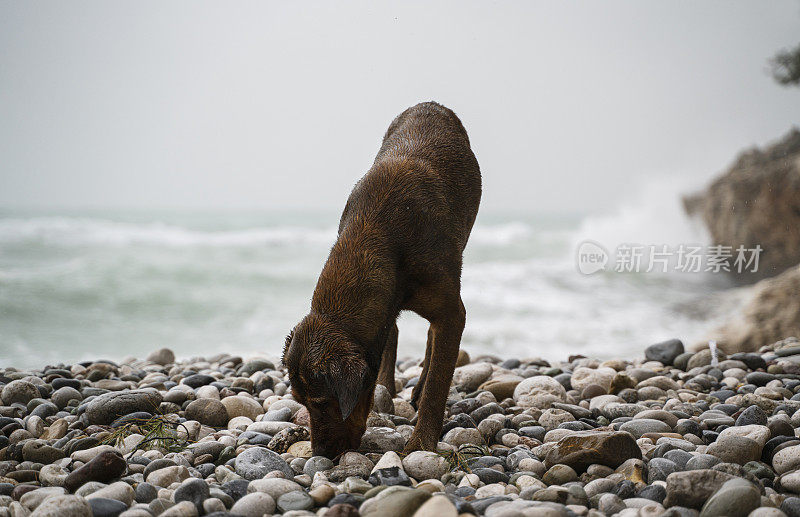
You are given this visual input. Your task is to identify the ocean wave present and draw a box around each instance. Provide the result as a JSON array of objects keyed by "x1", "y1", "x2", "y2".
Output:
[
  {"x1": 572, "y1": 176, "x2": 710, "y2": 250},
  {"x1": 0, "y1": 216, "x2": 540, "y2": 248},
  {"x1": 469, "y1": 221, "x2": 534, "y2": 245},
  {"x1": 0, "y1": 217, "x2": 339, "y2": 247}
]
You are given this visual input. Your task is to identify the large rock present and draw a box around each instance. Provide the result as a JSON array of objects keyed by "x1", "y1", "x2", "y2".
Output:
[
  {"x1": 570, "y1": 367, "x2": 615, "y2": 392},
  {"x1": 85, "y1": 389, "x2": 163, "y2": 425},
  {"x1": 700, "y1": 478, "x2": 761, "y2": 517},
  {"x1": 702, "y1": 265, "x2": 800, "y2": 353},
  {"x1": 145, "y1": 348, "x2": 175, "y2": 365},
  {"x1": 451, "y1": 362, "x2": 493, "y2": 392},
  {"x1": 402, "y1": 451, "x2": 450, "y2": 481},
  {"x1": 544, "y1": 431, "x2": 641, "y2": 472},
  {"x1": 221, "y1": 395, "x2": 264, "y2": 420},
  {"x1": 644, "y1": 339, "x2": 685, "y2": 365},
  {"x1": 684, "y1": 127, "x2": 800, "y2": 282},
  {"x1": 185, "y1": 398, "x2": 229, "y2": 428},
  {"x1": 29, "y1": 495, "x2": 92, "y2": 516},
  {"x1": 1, "y1": 379, "x2": 40, "y2": 405},
  {"x1": 663, "y1": 469, "x2": 737, "y2": 509},
  {"x1": 230, "y1": 492, "x2": 276, "y2": 517},
  {"x1": 234, "y1": 446, "x2": 294, "y2": 480},
  {"x1": 360, "y1": 427, "x2": 406, "y2": 453},
  {"x1": 513, "y1": 376, "x2": 567, "y2": 408},
  {"x1": 64, "y1": 450, "x2": 127, "y2": 492}
]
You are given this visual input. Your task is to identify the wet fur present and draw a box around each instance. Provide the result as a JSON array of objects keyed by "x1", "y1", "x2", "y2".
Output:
[{"x1": 283, "y1": 101, "x2": 481, "y2": 458}]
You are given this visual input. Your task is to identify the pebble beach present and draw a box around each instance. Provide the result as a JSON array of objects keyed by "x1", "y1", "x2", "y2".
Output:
[{"x1": 4, "y1": 338, "x2": 800, "y2": 517}]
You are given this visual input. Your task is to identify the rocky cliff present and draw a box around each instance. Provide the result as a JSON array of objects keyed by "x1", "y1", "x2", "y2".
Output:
[
  {"x1": 684, "y1": 128, "x2": 800, "y2": 282},
  {"x1": 701, "y1": 265, "x2": 800, "y2": 353}
]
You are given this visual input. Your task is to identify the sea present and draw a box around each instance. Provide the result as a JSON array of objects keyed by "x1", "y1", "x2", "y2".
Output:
[{"x1": 0, "y1": 183, "x2": 741, "y2": 369}]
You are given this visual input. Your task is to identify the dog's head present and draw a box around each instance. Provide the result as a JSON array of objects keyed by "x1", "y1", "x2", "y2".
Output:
[{"x1": 283, "y1": 313, "x2": 375, "y2": 458}]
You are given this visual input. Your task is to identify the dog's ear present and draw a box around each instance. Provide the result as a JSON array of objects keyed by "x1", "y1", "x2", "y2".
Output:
[{"x1": 327, "y1": 355, "x2": 367, "y2": 420}]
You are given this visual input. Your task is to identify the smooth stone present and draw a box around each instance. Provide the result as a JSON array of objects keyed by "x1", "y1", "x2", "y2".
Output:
[
  {"x1": 85, "y1": 482, "x2": 135, "y2": 505},
  {"x1": 304, "y1": 456, "x2": 334, "y2": 479},
  {"x1": 20, "y1": 487, "x2": 67, "y2": 510},
  {"x1": 638, "y1": 484, "x2": 667, "y2": 504},
  {"x1": 146, "y1": 348, "x2": 175, "y2": 365},
  {"x1": 277, "y1": 490, "x2": 314, "y2": 512},
  {"x1": 22, "y1": 440, "x2": 64, "y2": 464},
  {"x1": 699, "y1": 478, "x2": 760, "y2": 517},
  {"x1": 412, "y1": 494, "x2": 458, "y2": 517},
  {"x1": 1, "y1": 380, "x2": 40, "y2": 405},
  {"x1": 645, "y1": 339, "x2": 685, "y2": 365},
  {"x1": 452, "y1": 362, "x2": 493, "y2": 391},
  {"x1": 39, "y1": 464, "x2": 69, "y2": 487},
  {"x1": 513, "y1": 376, "x2": 567, "y2": 408},
  {"x1": 737, "y1": 406, "x2": 769, "y2": 426},
  {"x1": 361, "y1": 427, "x2": 406, "y2": 452},
  {"x1": 159, "y1": 500, "x2": 198, "y2": 516},
  {"x1": 235, "y1": 446, "x2": 294, "y2": 480},
  {"x1": 663, "y1": 449, "x2": 693, "y2": 470},
  {"x1": 773, "y1": 445, "x2": 800, "y2": 475},
  {"x1": 88, "y1": 498, "x2": 128, "y2": 517},
  {"x1": 782, "y1": 497, "x2": 800, "y2": 517},
  {"x1": 544, "y1": 431, "x2": 641, "y2": 471},
  {"x1": 570, "y1": 367, "x2": 615, "y2": 392},
  {"x1": 135, "y1": 483, "x2": 158, "y2": 504},
  {"x1": 221, "y1": 479, "x2": 250, "y2": 501},
  {"x1": 649, "y1": 458, "x2": 679, "y2": 483},
  {"x1": 360, "y1": 488, "x2": 430, "y2": 517},
  {"x1": 221, "y1": 396, "x2": 264, "y2": 420},
  {"x1": 65, "y1": 450, "x2": 127, "y2": 492},
  {"x1": 686, "y1": 454, "x2": 722, "y2": 471},
  {"x1": 146, "y1": 466, "x2": 191, "y2": 487},
  {"x1": 247, "y1": 478, "x2": 303, "y2": 500},
  {"x1": 369, "y1": 466, "x2": 412, "y2": 487},
  {"x1": 29, "y1": 494, "x2": 92, "y2": 517},
  {"x1": 173, "y1": 478, "x2": 209, "y2": 511},
  {"x1": 620, "y1": 419, "x2": 672, "y2": 438},
  {"x1": 287, "y1": 440, "x2": 312, "y2": 458},
  {"x1": 184, "y1": 399, "x2": 229, "y2": 428},
  {"x1": 634, "y1": 410, "x2": 680, "y2": 428},
  {"x1": 707, "y1": 436, "x2": 762, "y2": 465},
  {"x1": 402, "y1": 451, "x2": 450, "y2": 481},
  {"x1": 663, "y1": 469, "x2": 737, "y2": 509},
  {"x1": 85, "y1": 389, "x2": 163, "y2": 425},
  {"x1": 542, "y1": 464, "x2": 577, "y2": 485}
]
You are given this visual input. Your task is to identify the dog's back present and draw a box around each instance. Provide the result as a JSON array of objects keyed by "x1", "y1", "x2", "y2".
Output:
[{"x1": 338, "y1": 102, "x2": 481, "y2": 258}]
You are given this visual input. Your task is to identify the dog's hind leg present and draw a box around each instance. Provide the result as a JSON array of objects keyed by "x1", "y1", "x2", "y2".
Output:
[
  {"x1": 410, "y1": 327, "x2": 433, "y2": 408},
  {"x1": 376, "y1": 322, "x2": 399, "y2": 397},
  {"x1": 404, "y1": 289, "x2": 465, "y2": 453}
]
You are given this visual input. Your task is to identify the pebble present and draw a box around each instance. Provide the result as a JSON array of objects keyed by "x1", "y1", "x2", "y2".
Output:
[
  {"x1": 645, "y1": 339, "x2": 685, "y2": 365},
  {"x1": 85, "y1": 389, "x2": 163, "y2": 425},
  {"x1": 234, "y1": 445, "x2": 294, "y2": 479},
  {"x1": 277, "y1": 490, "x2": 314, "y2": 512},
  {"x1": 29, "y1": 494, "x2": 92, "y2": 517},
  {"x1": 230, "y1": 492, "x2": 276, "y2": 516},
  {"x1": 700, "y1": 478, "x2": 761, "y2": 516},
  {"x1": 184, "y1": 398, "x2": 228, "y2": 427},
  {"x1": 402, "y1": 451, "x2": 450, "y2": 480}
]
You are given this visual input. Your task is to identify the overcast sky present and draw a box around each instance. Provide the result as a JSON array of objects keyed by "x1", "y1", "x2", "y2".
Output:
[{"x1": 1, "y1": 1, "x2": 799, "y2": 214}]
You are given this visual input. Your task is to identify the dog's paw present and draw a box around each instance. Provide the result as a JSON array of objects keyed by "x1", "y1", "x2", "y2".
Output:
[{"x1": 402, "y1": 432, "x2": 437, "y2": 454}]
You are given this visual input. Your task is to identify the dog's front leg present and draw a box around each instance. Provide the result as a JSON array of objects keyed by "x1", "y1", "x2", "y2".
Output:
[
  {"x1": 404, "y1": 298, "x2": 465, "y2": 452},
  {"x1": 376, "y1": 322, "x2": 398, "y2": 397}
]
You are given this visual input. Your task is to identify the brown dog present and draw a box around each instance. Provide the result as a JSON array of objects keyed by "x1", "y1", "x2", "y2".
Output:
[{"x1": 283, "y1": 101, "x2": 481, "y2": 458}]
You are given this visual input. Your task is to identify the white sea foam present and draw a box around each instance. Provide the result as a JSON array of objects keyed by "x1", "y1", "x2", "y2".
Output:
[
  {"x1": 0, "y1": 185, "x2": 733, "y2": 368},
  {"x1": 0, "y1": 216, "x2": 539, "y2": 248}
]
